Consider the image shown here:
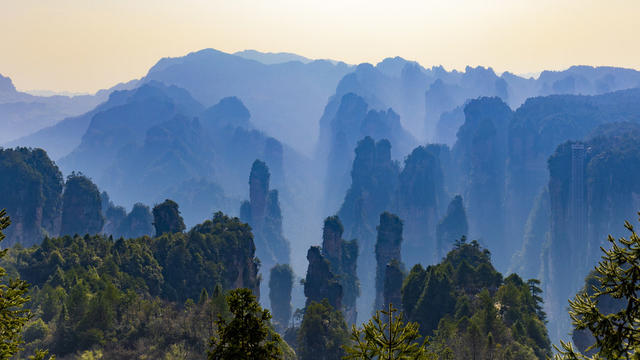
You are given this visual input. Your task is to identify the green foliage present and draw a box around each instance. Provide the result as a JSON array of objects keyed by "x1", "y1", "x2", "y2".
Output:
[
  {"x1": 553, "y1": 215, "x2": 640, "y2": 359},
  {"x1": 297, "y1": 299, "x2": 349, "y2": 360},
  {"x1": 344, "y1": 304, "x2": 437, "y2": 360},
  {"x1": 1, "y1": 211, "x2": 260, "y2": 358},
  {"x1": 152, "y1": 199, "x2": 186, "y2": 236},
  {"x1": 0, "y1": 209, "x2": 31, "y2": 359},
  {"x1": 401, "y1": 237, "x2": 550, "y2": 359},
  {"x1": 0, "y1": 148, "x2": 64, "y2": 247},
  {"x1": 208, "y1": 288, "x2": 282, "y2": 360}
]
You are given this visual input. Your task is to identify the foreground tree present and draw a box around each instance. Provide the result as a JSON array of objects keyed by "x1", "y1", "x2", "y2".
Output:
[
  {"x1": 0, "y1": 209, "x2": 53, "y2": 360},
  {"x1": 208, "y1": 288, "x2": 282, "y2": 360},
  {"x1": 0, "y1": 209, "x2": 30, "y2": 358},
  {"x1": 297, "y1": 299, "x2": 349, "y2": 360},
  {"x1": 554, "y1": 214, "x2": 640, "y2": 359},
  {"x1": 344, "y1": 304, "x2": 436, "y2": 360}
]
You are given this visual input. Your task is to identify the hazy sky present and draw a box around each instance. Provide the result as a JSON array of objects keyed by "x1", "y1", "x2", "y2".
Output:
[{"x1": 2, "y1": 0, "x2": 639, "y2": 93}]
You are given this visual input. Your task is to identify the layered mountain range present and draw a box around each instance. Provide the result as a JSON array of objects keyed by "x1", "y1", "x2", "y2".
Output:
[{"x1": 3, "y1": 48, "x2": 640, "y2": 343}]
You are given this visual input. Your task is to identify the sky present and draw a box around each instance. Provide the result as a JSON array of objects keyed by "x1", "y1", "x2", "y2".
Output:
[{"x1": 2, "y1": 0, "x2": 639, "y2": 94}]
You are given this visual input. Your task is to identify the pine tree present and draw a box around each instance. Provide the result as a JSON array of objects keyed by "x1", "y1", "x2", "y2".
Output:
[
  {"x1": 554, "y1": 214, "x2": 640, "y2": 359},
  {"x1": 208, "y1": 288, "x2": 282, "y2": 360},
  {"x1": 0, "y1": 209, "x2": 30, "y2": 359},
  {"x1": 344, "y1": 304, "x2": 436, "y2": 359}
]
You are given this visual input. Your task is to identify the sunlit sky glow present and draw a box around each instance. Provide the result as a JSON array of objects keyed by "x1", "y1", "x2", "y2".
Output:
[{"x1": 2, "y1": 0, "x2": 639, "y2": 93}]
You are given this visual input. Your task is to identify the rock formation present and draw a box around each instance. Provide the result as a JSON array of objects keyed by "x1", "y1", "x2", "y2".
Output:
[
  {"x1": 303, "y1": 246, "x2": 343, "y2": 310},
  {"x1": 452, "y1": 97, "x2": 511, "y2": 269},
  {"x1": 321, "y1": 216, "x2": 359, "y2": 324},
  {"x1": 269, "y1": 264, "x2": 294, "y2": 332},
  {"x1": 395, "y1": 145, "x2": 446, "y2": 266},
  {"x1": 152, "y1": 199, "x2": 185, "y2": 236},
  {"x1": 436, "y1": 195, "x2": 469, "y2": 259},
  {"x1": 60, "y1": 173, "x2": 104, "y2": 236},
  {"x1": 374, "y1": 212, "x2": 404, "y2": 311},
  {"x1": 0, "y1": 147, "x2": 64, "y2": 246}
]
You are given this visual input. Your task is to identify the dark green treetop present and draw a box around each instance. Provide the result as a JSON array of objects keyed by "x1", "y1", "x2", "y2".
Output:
[{"x1": 208, "y1": 288, "x2": 282, "y2": 360}]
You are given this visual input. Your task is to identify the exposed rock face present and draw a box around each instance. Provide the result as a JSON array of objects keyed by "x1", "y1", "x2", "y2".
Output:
[
  {"x1": 60, "y1": 173, "x2": 104, "y2": 236},
  {"x1": 453, "y1": 97, "x2": 511, "y2": 269},
  {"x1": 241, "y1": 160, "x2": 290, "y2": 306},
  {"x1": 303, "y1": 246, "x2": 343, "y2": 310},
  {"x1": 543, "y1": 123, "x2": 640, "y2": 341},
  {"x1": 322, "y1": 93, "x2": 414, "y2": 213},
  {"x1": 374, "y1": 212, "x2": 403, "y2": 311},
  {"x1": 0, "y1": 148, "x2": 64, "y2": 246},
  {"x1": 395, "y1": 145, "x2": 446, "y2": 266},
  {"x1": 436, "y1": 195, "x2": 469, "y2": 259},
  {"x1": 383, "y1": 259, "x2": 404, "y2": 311},
  {"x1": 321, "y1": 216, "x2": 359, "y2": 324},
  {"x1": 337, "y1": 136, "x2": 398, "y2": 319},
  {"x1": 118, "y1": 203, "x2": 154, "y2": 238},
  {"x1": 510, "y1": 187, "x2": 550, "y2": 280},
  {"x1": 152, "y1": 199, "x2": 185, "y2": 236},
  {"x1": 269, "y1": 264, "x2": 294, "y2": 332}
]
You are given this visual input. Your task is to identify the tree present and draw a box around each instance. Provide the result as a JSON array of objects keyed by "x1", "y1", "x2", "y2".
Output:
[
  {"x1": 344, "y1": 304, "x2": 435, "y2": 360},
  {"x1": 554, "y1": 214, "x2": 640, "y2": 359},
  {"x1": 0, "y1": 209, "x2": 30, "y2": 358},
  {"x1": 152, "y1": 199, "x2": 186, "y2": 237},
  {"x1": 208, "y1": 288, "x2": 282, "y2": 360},
  {"x1": 297, "y1": 299, "x2": 349, "y2": 360},
  {"x1": 0, "y1": 209, "x2": 54, "y2": 360}
]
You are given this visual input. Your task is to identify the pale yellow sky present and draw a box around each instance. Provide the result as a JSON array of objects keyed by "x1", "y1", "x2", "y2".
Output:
[{"x1": 1, "y1": 0, "x2": 639, "y2": 93}]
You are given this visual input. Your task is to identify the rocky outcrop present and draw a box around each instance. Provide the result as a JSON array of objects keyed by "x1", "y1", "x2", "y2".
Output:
[
  {"x1": 0, "y1": 147, "x2": 64, "y2": 246},
  {"x1": 321, "y1": 216, "x2": 359, "y2": 324},
  {"x1": 241, "y1": 160, "x2": 290, "y2": 272},
  {"x1": 453, "y1": 97, "x2": 511, "y2": 269},
  {"x1": 303, "y1": 246, "x2": 343, "y2": 310},
  {"x1": 152, "y1": 199, "x2": 185, "y2": 236},
  {"x1": 337, "y1": 136, "x2": 398, "y2": 318},
  {"x1": 436, "y1": 195, "x2": 469, "y2": 259},
  {"x1": 269, "y1": 264, "x2": 294, "y2": 332},
  {"x1": 322, "y1": 93, "x2": 414, "y2": 213},
  {"x1": 60, "y1": 173, "x2": 104, "y2": 236},
  {"x1": 383, "y1": 259, "x2": 404, "y2": 311},
  {"x1": 241, "y1": 160, "x2": 290, "y2": 307},
  {"x1": 395, "y1": 145, "x2": 446, "y2": 266},
  {"x1": 374, "y1": 212, "x2": 403, "y2": 311},
  {"x1": 543, "y1": 123, "x2": 640, "y2": 341}
]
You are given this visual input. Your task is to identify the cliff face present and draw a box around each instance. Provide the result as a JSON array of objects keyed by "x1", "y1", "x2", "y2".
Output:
[
  {"x1": 383, "y1": 260, "x2": 404, "y2": 311},
  {"x1": 453, "y1": 97, "x2": 511, "y2": 269},
  {"x1": 436, "y1": 195, "x2": 469, "y2": 259},
  {"x1": 269, "y1": 264, "x2": 294, "y2": 331},
  {"x1": 0, "y1": 148, "x2": 64, "y2": 246},
  {"x1": 337, "y1": 136, "x2": 398, "y2": 319},
  {"x1": 322, "y1": 93, "x2": 415, "y2": 213},
  {"x1": 374, "y1": 212, "x2": 403, "y2": 311},
  {"x1": 395, "y1": 145, "x2": 446, "y2": 266},
  {"x1": 321, "y1": 216, "x2": 359, "y2": 324},
  {"x1": 543, "y1": 123, "x2": 640, "y2": 341},
  {"x1": 60, "y1": 173, "x2": 104, "y2": 237},
  {"x1": 241, "y1": 160, "x2": 290, "y2": 305},
  {"x1": 303, "y1": 246, "x2": 343, "y2": 310},
  {"x1": 152, "y1": 199, "x2": 185, "y2": 236}
]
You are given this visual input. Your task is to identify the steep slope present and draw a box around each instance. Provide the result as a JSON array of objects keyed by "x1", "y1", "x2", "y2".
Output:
[{"x1": 143, "y1": 48, "x2": 351, "y2": 154}]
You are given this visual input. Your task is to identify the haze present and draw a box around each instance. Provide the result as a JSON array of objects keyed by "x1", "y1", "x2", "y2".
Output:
[{"x1": 2, "y1": 0, "x2": 639, "y2": 93}]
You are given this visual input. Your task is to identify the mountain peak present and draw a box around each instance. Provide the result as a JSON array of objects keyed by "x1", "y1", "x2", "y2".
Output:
[{"x1": 0, "y1": 73, "x2": 17, "y2": 94}]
